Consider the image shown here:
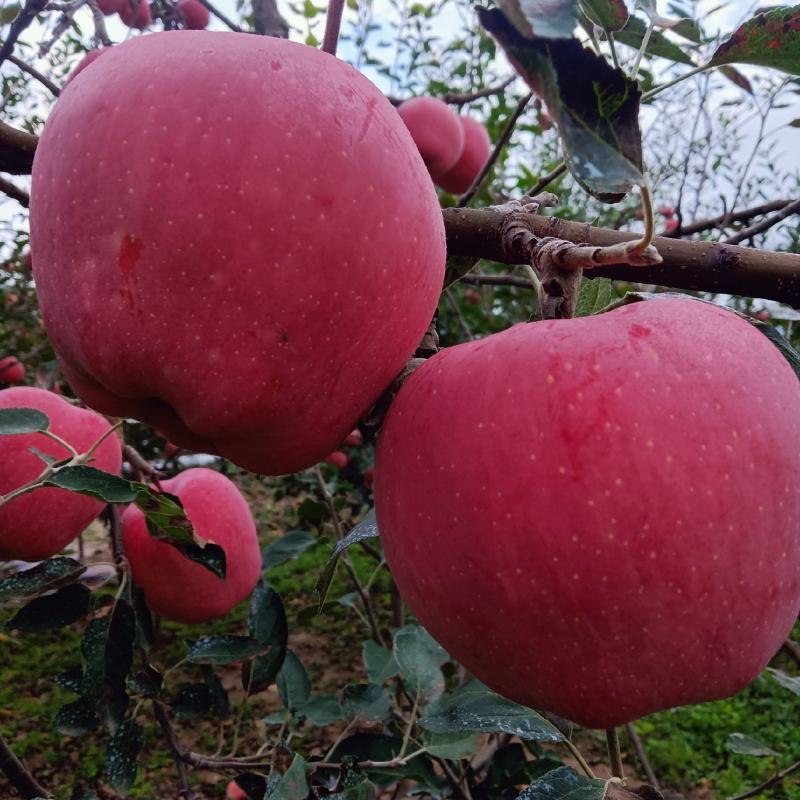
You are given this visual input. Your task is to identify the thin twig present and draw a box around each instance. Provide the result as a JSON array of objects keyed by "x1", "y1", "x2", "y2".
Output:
[
  {"x1": 606, "y1": 727, "x2": 624, "y2": 780},
  {"x1": 7, "y1": 54, "x2": 60, "y2": 96},
  {"x1": 664, "y1": 198, "x2": 791, "y2": 238},
  {"x1": 562, "y1": 737, "x2": 595, "y2": 779},
  {"x1": 321, "y1": 0, "x2": 345, "y2": 55},
  {"x1": 724, "y1": 199, "x2": 800, "y2": 246},
  {"x1": 196, "y1": 0, "x2": 242, "y2": 30},
  {"x1": 0, "y1": 175, "x2": 30, "y2": 207},
  {"x1": 625, "y1": 723, "x2": 660, "y2": 790},
  {"x1": 457, "y1": 92, "x2": 533, "y2": 207},
  {"x1": 153, "y1": 700, "x2": 197, "y2": 800},
  {"x1": 85, "y1": 0, "x2": 112, "y2": 46},
  {"x1": 387, "y1": 77, "x2": 515, "y2": 107},
  {"x1": 727, "y1": 759, "x2": 800, "y2": 800},
  {"x1": 0, "y1": 0, "x2": 48, "y2": 68},
  {"x1": 526, "y1": 162, "x2": 567, "y2": 197},
  {"x1": 445, "y1": 288, "x2": 474, "y2": 340},
  {"x1": 0, "y1": 732, "x2": 48, "y2": 799}
]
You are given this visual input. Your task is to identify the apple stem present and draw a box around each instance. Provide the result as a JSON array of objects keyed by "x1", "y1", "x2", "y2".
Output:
[
  {"x1": 606, "y1": 727, "x2": 624, "y2": 780},
  {"x1": 562, "y1": 737, "x2": 596, "y2": 779},
  {"x1": 321, "y1": 0, "x2": 345, "y2": 56}
]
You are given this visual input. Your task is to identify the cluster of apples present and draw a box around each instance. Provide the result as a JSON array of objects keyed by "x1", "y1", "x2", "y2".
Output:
[
  {"x1": 21, "y1": 31, "x2": 800, "y2": 730},
  {"x1": 96, "y1": 0, "x2": 208, "y2": 30},
  {"x1": 397, "y1": 97, "x2": 492, "y2": 194}
]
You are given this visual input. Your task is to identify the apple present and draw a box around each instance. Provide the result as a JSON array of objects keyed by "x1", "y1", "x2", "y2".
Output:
[
  {"x1": 343, "y1": 428, "x2": 362, "y2": 448},
  {"x1": 659, "y1": 204, "x2": 675, "y2": 218},
  {"x1": 436, "y1": 117, "x2": 491, "y2": 195},
  {"x1": 163, "y1": 441, "x2": 180, "y2": 457},
  {"x1": 176, "y1": 0, "x2": 209, "y2": 29},
  {"x1": 96, "y1": 0, "x2": 124, "y2": 14},
  {"x1": 397, "y1": 97, "x2": 464, "y2": 178},
  {"x1": 664, "y1": 219, "x2": 679, "y2": 234},
  {"x1": 0, "y1": 387, "x2": 123, "y2": 561},
  {"x1": 755, "y1": 309, "x2": 770, "y2": 322},
  {"x1": 464, "y1": 288, "x2": 480, "y2": 306},
  {"x1": 226, "y1": 781, "x2": 248, "y2": 800},
  {"x1": 324, "y1": 451, "x2": 348, "y2": 469},
  {"x1": 122, "y1": 468, "x2": 260, "y2": 623},
  {"x1": 375, "y1": 298, "x2": 800, "y2": 728},
  {"x1": 363, "y1": 466, "x2": 374, "y2": 488},
  {"x1": 30, "y1": 32, "x2": 444, "y2": 476},
  {"x1": 119, "y1": 0, "x2": 151, "y2": 28},
  {"x1": 64, "y1": 50, "x2": 108, "y2": 89},
  {"x1": 0, "y1": 356, "x2": 25, "y2": 385}
]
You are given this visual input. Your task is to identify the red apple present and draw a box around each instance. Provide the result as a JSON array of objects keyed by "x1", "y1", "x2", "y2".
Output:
[
  {"x1": 0, "y1": 356, "x2": 25, "y2": 385},
  {"x1": 97, "y1": 0, "x2": 124, "y2": 14},
  {"x1": 64, "y1": 50, "x2": 108, "y2": 89},
  {"x1": 226, "y1": 781, "x2": 247, "y2": 800},
  {"x1": 397, "y1": 97, "x2": 464, "y2": 178},
  {"x1": 436, "y1": 117, "x2": 491, "y2": 194},
  {"x1": 464, "y1": 288, "x2": 480, "y2": 306},
  {"x1": 659, "y1": 204, "x2": 675, "y2": 218},
  {"x1": 324, "y1": 451, "x2": 348, "y2": 469},
  {"x1": 755, "y1": 309, "x2": 770, "y2": 322},
  {"x1": 375, "y1": 298, "x2": 800, "y2": 728},
  {"x1": 343, "y1": 428, "x2": 362, "y2": 448},
  {"x1": 30, "y1": 32, "x2": 444, "y2": 476},
  {"x1": 363, "y1": 466, "x2": 374, "y2": 488},
  {"x1": 0, "y1": 387, "x2": 123, "y2": 561},
  {"x1": 119, "y1": 0, "x2": 151, "y2": 28},
  {"x1": 176, "y1": 0, "x2": 209, "y2": 29},
  {"x1": 162, "y1": 441, "x2": 180, "y2": 457},
  {"x1": 122, "y1": 468, "x2": 260, "y2": 623},
  {"x1": 664, "y1": 218, "x2": 679, "y2": 234}
]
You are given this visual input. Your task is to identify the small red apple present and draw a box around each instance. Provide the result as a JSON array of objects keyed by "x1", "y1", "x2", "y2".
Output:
[
  {"x1": 0, "y1": 357, "x2": 25, "y2": 385},
  {"x1": 363, "y1": 466, "x2": 374, "y2": 488},
  {"x1": 176, "y1": 0, "x2": 209, "y2": 29},
  {"x1": 226, "y1": 781, "x2": 247, "y2": 800},
  {"x1": 397, "y1": 97, "x2": 464, "y2": 178},
  {"x1": 659, "y1": 205, "x2": 675, "y2": 218},
  {"x1": 755, "y1": 309, "x2": 770, "y2": 322},
  {"x1": 343, "y1": 428, "x2": 362, "y2": 448},
  {"x1": 163, "y1": 441, "x2": 180, "y2": 457},
  {"x1": 464, "y1": 288, "x2": 481, "y2": 306},
  {"x1": 664, "y1": 218, "x2": 679, "y2": 233},
  {"x1": 436, "y1": 116, "x2": 492, "y2": 195},
  {"x1": 119, "y1": 0, "x2": 151, "y2": 28},
  {"x1": 30, "y1": 32, "x2": 444, "y2": 477},
  {"x1": 324, "y1": 451, "x2": 348, "y2": 469},
  {"x1": 375, "y1": 298, "x2": 800, "y2": 728},
  {"x1": 0, "y1": 387, "x2": 123, "y2": 561},
  {"x1": 122, "y1": 468, "x2": 261, "y2": 623}
]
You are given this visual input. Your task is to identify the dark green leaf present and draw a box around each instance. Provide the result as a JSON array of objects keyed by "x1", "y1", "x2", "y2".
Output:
[
  {"x1": 55, "y1": 667, "x2": 84, "y2": 694},
  {"x1": 362, "y1": 641, "x2": 399, "y2": 684},
  {"x1": 497, "y1": 0, "x2": 578, "y2": 38},
  {"x1": 423, "y1": 730, "x2": 480, "y2": 759},
  {"x1": 277, "y1": 650, "x2": 311, "y2": 712},
  {"x1": 516, "y1": 766, "x2": 609, "y2": 800},
  {"x1": 54, "y1": 697, "x2": 98, "y2": 736},
  {"x1": 575, "y1": 278, "x2": 617, "y2": 316},
  {"x1": 486, "y1": 743, "x2": 564, "y2": 790},
  {"x1": 44, "y1": 466, "x2": 137, "y2": 503},
  {"x1": 205, "y1": 667, "x2": 231, "y2": 718},
  {"x1": 164, "y1": 539, "x2": 227, "y2": 579},
  {"x1": 393, "y1": 625, "x2": 448, "y2": 701},
  {"x1": 126, "y1": 665, "x2": 163, "y2": 698},
  {"x1": 768, "y1": 667, "x2": 800, "y2": 696},
  {"x1": 262, "y1": 531, "x2": 316, "y2": 571},
  {"x1": 171, "y1": 683, "x2": 216, "y2": 720},
  {"x1": 615, "y1": 15, "x2": 694, "y2": 65},
  {"x1": 233, "y1": 773, "x2": 268, "y2": 800},
  {"x1": 419, "y1": 680, "x2": 563, "y2": 742},
  {"x1": 269, "y1": 754, "x2": 308, "y2": 799},
  {"x1": 131, "y1": 585, "x2": 154, "y2": 651},
  {"x1": 580, "y1": 0, "x2": 627, "y2": 31},
  {"x1": 249, "y1": 582, "x2": 289, "y2": 646},
  {"x1": 332, "y1": 509, "x2": 380, "y2": 557},
  {"x1": 0, "y1": 406, "x2": 49, "y2": 434},
  {"x1": 6, "y1": 583, "x2": 91, "y2": 632},
  {"x1": 106, "y1": 718, "x2": 143, "y2": 797},
  {"x1": 480, "y1": 8, "x2": 643, "y2": 202},
  {"x1": 709, "y1": 7, "x2": 800, "y2": 77},
  {"x1": 342, "y1": 683, "x2": 391, "y2": 721},
  {"x1": 298, "y1": 693, "x2": 342, "y2": 725},
  {"x1": 0, "y1": 557, "x2": 85, "y2": 601},
  {"x1": 726, "y1": 733, "x2": 779, "y2": 757},
  {"x1": 186, "y1": 635, "x2": 267, "y2": 665},
  {"x1": 0, "y1": 3, "x2": 21, "y2": 23},
  {"x1": 313, "y1": 550, "x2": 339, "y2": 613}
]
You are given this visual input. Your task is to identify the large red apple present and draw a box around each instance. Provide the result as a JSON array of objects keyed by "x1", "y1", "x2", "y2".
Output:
[
  {"x1": 375, "y1": 298, "x2": 800, "y2": 728},
  {"x1": 436, "y1": 116, "x2": 491, "y2": 194},
  {"x1": 0, "y1": 387, "x2": 122, "y2": 561},
  {"x1": 30, "y1": 32, "x2": 444, "y2": 476},
  {"x1": 397, "y1": 97, "x2": 464, "y2": 178},
  {"x1": 0, "y1": 356, "x2": 25, "y2": 385},
  {"x1": 122, "y1": 468, "x2": 261, "y2": 623}
]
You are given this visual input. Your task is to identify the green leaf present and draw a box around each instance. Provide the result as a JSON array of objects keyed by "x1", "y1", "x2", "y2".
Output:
[
  {"x1": 419, "y1": 680, "x2": 563, "y2": 742},
  {"x1": 0, "y1": 406, "x2": 49, "y2": 434},
  {"x1": 81, "y1": 601, "x2": 136, "y2": 734},
  {"x1": 497, "y1": 0, "x2": 578, "y2": 39},
  {"x1": 332, "y1": 509, "x2": 380, "y2": 557},
  {"x1": 277, "y1": 650, "x2": 311, "y2": 712},
  {"x1": 575, "y1": 278, "x2": 616, "y2": 316},
  {"x1": 751, "y1": 320, "x2": 800, "y2": 381},
  {"x1": 480, "y1": 8, "x2": 644, "y2": 202},
  {"x1": 0, "y1": 3, "x2": 21, "y2": 23},
  {"x1": 362, "y1": 641, "x2": 399, "y2": 684},
  {"x1": 614, "y1": 15, "x2": 694, "y2": 65},
  {"x1": 709, "y1": 7, "x2": 800, "y2": 77},
  {"x1": 0, "y1": 557, "x2": 85, "y2": 601},
  {"x1": 44, "y1": 465, "x2": 138, "y2": 503},
  {"x1": 245, "y1": 582, "x2": 289, "y2": 693},
  {"x1": 423, "y1": 730, "x2": 480, "y2": 759},
  {"x1": 186, "y1": 635, "x2": 267, "y2": 665},
  {"x1": 262, "y1": 531, "x2": 315, "y2": 571},
  {"x1": 106, "y1": 718, "x2": 143, "y2": 797},
  {"x1": 55, "y1": 667, "x2": 84, "y2": 694},
  {"x1": 767, "y1": 667, "x2": 800, "y2": 697},
  {"x1": 342, "y1": 683, "x2": 391, "y2": 721},
  {"x1": 726, "y1": 733, "x2": 779, "y2": 757},
  {"x1": 269, "y1": 754, "x2": 308, "y2": 799},
  {"x1": 314, "y1": 546, "x2": 339, "y2": 613},
  {"x1": 126, "y1": 665, "x2": 163, "y2": 698},
  {"x1": 516, "y1": 766, "x2": 609, "y2": 800},
  {"x1": 6, "y1": 583, "x2": 91, "y2": 632},
  {"x1": 298, "y1": 694, "x2": 343, "y2": 725},
  {"x1": 54, "y1": 696, "x2": 99, "y2": 736},
  {"x1": 171, "y1": 683, "x2": 218, "y2": 720},
  {"x1": 393, "y1": 625, "x2": 448, "y2": 701},
  {"x1": 580, "y1": 0, "x2": 627, "y2": 31}
]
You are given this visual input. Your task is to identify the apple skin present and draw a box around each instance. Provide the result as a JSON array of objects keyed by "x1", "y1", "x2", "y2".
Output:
[
  {"x1": 177, "y1": 0, "x2": 209, "y2": 29},
  {"x1": 343, "y1": 428, "x2": 362, "y2": 448},
  {"x1": 226, "y1": 781, "x2": 247, "y2": 800},
  {"x1": 397, "y1": 97, "x2": 464, "y2": 178},
  {"x1": 122, "y1": 468, "x2": 260, "y2": 623},
  {"x1": 30, "y1": 32, "x2": 444, "y2": 476},
  {"x1": 0, "y1": 356, "x2": 25, "y2": 385},
  {"x1": 119, "y1": 0, "x2": 151, "y2": 28},
  {"x1": 375, "y1": 298, "x2": 800, "y2": 728},
  {"x1": 435, "y1": 117, "x2": 491, "y2": 194},
  {"x1": 63, "y1": 50, "x2": 108, "y2": 89},
  {"x1": 324, "y1": 451, "x2": 348, "y2": 469},
  {"x1": 0, "y1": 387, "x2": 123, "y2": 561}
]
